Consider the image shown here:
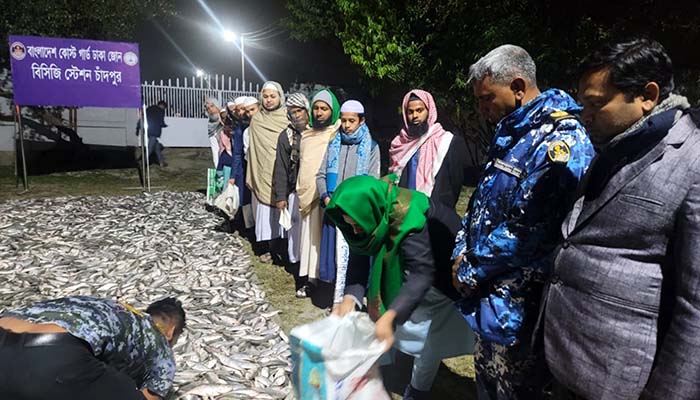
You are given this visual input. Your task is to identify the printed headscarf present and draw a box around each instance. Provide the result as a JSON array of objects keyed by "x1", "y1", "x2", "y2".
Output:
[
  {"x1": 286, "y1": 92, "x2": 310, "y2": 113},
  {"x1": 388, "y1": 89, "x2": 452, "y2": 195},
  {"x1": 284, "y1": 92, "x2": 310, "y2": 144}
]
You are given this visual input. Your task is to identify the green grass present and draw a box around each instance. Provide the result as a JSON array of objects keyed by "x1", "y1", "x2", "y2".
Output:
[
  {"x1": 242, "y1": 239, "x2": 328, "y2": 333},
  {"x1": 0, "y1": 152, "x2": 477, "y2": 399},
  {"x1": 0, "y1": 148, "x2": 212, "y2": 201}
]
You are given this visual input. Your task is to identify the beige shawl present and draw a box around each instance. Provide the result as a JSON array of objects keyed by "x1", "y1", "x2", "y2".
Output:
[
  {"x1": 297, "y1": 120, "x2": 341, "y2": 215},
  {"x1": 245, "y1": 82, "x2": 288, "y2": 205}
]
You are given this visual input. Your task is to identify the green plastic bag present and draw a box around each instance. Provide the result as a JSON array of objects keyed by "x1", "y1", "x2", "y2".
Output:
[{"x1": 206, "y1": 166, "x2": 231, "y2": 205}]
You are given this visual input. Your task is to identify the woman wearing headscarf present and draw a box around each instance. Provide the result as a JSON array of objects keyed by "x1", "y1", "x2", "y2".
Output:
[
  {"x1": 389, "y1": 89, "x2": 469, "y2": 208},
  {"x1": 316, "y1": 100, "x2": 381, "y2": 305},
  {"x1": 296, "y1": 88, "x2": 341, "y2": 297},
  {"x1": 246, "y1": 81, "x2": 289, "y2": 262},
  {"x1": 327, "y1": 175, "x2": 475, "y2": 400},
  {"x1": 205, "y1": 97, "x2": 223, "y2": 167},
  {"x1": 272, "y1": 93, "x2": 310, "y2": 295}
]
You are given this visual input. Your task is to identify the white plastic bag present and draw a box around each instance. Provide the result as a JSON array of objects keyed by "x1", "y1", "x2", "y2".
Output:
[
  {"x1": 214, "y1": 183, "x2": 239, "y2": 219},
  {"x1": 290, "y1": 312, "x2": 390, "y2": 400},
  {"x1": 279, "y1": 208, "x2": 292, "y2": 231}
]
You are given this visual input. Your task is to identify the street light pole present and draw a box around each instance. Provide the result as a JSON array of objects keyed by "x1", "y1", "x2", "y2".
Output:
[
  {"x1": 223, "y1": 30, "x2": 246, "y2": 90},
  {"x1": 240, "y1": 35, "x2": 245, "y2": 91}
]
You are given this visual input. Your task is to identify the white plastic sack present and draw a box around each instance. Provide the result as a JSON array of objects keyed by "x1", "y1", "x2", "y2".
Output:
[
  {"x1": 214, "y1": 183, "x2": 239, "y2": 219},
  {"x1": 279, "y1": 208, "x2": 292, "y2": 231},
  {"x1": 290, "y1": 312, "x2": 390, "y2": 400}
]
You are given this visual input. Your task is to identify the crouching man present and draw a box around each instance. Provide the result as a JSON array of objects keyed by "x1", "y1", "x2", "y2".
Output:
[{"x1": 0, "y1": 296, "x2": 185, "y2": 400}]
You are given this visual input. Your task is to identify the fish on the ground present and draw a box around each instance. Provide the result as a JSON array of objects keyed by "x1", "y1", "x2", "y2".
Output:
[{"x1": 0, "y1": 192, "x2": 292, "y2": 399}]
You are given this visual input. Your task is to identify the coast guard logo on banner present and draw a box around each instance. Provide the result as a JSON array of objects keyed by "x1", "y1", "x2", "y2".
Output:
[
  {"x1": 10, "y1": 41, "x2": 26, "y2": 61},
  {"x1": 124, "y1": 51, "x2": 138, "y2": 66}
]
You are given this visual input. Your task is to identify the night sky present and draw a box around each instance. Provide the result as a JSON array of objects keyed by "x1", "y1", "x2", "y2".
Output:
[{"x1": 135, "y1": 0, "x2": 361, "y2": 90}]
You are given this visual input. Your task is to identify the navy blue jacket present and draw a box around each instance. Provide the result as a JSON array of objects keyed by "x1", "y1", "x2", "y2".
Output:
[{"x1": 146, "y1": 105, "x2": 167, "y2": 138}]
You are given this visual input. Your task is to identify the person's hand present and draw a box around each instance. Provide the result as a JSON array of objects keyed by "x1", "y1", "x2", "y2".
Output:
[
  {"x1": 375, "y1": 309, "x2": 396, "y2": 351},
  {"x1": 332, "y1": 296, "x2": 357, "y2": 317},
  {"x1": 324, "y1": 197, "x2": 331, "y2": 206},
  {"x1": 228, "y1": 178, "x2": 235, "y2": 186},
  {"x1": 452, "y1": 255, "x2": 462, "y2": 287},
  {"x1": 276, "y1": 200, "x2": 288, "y2": 210},
  {"x1": 452, "y1": 255, "x2": 472, "y2": 297},
  {"x1": 141, "y1": 388, "x2": 162, "y2": 400}
]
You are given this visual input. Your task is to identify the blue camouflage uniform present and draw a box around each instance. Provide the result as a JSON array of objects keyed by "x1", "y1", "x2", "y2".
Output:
[
  {"x1": 2, "y1": 296, "x2": 176, "y2": 398},
  {"x1": 452, "y1": 89, "x2": 595, "y2": 398}
]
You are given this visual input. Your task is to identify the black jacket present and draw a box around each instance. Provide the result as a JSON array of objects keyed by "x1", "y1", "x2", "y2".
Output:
[
  {"x1": 145, "y1": 105, "x2": 166, "y2": 138},
  {"x1": 397, "y1": 134, "x2": 469, "y2": 209},
  {"x1": 272, "y1": 126, "x2": 301, "y2": 203}
]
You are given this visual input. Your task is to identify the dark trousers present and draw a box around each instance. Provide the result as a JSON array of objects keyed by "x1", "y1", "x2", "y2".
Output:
[
  {"x1": 284, "y1": 261, "x2": 308, "y2": 291},
  {"x1": 147, "y1": 136, "x2": 164, "y2": 165},
  {"x1": 549, "y1": 381, "x2": 589, "y2": 400},
  {"x1": 0, "y1": 330, "x2": 146, "y2": 400}
]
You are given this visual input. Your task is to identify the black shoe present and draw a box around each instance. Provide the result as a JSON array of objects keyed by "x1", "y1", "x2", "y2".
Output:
[
  {"x1": 214, "y1": 222, "x2": 233, "y2": 233},
  {"x1": 403, "y1": 384, "x2": 430, "y2": 400},
  {"x1": 295, "y1": 283, "x2": 311, "y2": 298}
]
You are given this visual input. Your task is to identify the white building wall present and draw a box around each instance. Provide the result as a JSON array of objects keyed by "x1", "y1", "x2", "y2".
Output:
[
  {"x1": 0, "y1": 74, "x2": 262, "y2": 151},
  {"x1": 160, "y1": 117, "x2": 209, "y2": 147}
]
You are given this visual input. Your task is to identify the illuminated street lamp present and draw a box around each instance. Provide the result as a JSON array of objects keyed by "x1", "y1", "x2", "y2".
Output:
[
  {"x1": 195, "y1": 68, "x2": 205, "y2": 77},
  {"x1": 223, "y1": 29, "x2": 245, "y2": 90},
  {"x1": 223, "y1": 30, "x2": 237, "y2": 43}
]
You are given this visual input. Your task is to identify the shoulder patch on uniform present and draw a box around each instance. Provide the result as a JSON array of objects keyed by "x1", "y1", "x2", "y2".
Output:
[
  {"x1": 119, "y1": 300, "x2": 145, "y2": 317},
  {"x1": 550, "y1": 110, "x2": 580, "y2": 131},
  {"x1": 547, "y1": 140, "x2": 571, "y2": 164},
  {"x1": 550, "y1": 110, "x2": 578, "y2": 122}
]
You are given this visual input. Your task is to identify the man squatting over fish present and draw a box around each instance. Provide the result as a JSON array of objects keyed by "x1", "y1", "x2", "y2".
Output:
[{"x1": 0, "y1": 296, "x2": 186, "y2": 400}]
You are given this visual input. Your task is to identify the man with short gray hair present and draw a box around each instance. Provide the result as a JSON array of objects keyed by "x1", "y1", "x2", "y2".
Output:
[{"x1": 451, "y1": 44, "x2": 595, "y2": 399}]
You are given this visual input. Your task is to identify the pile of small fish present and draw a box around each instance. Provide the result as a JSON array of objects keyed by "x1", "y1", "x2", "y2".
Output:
[{"x1": 0, "y1": 192, "x2": 293, "y2": 399}]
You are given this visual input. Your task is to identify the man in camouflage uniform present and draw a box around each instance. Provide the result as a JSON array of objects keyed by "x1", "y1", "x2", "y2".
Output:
[
  {"x1": 451, "y1": 45, "x2": 595, "y2": 399},
  {"x1": 0, "y1": 296, "x2": 185, "y2": 400}
]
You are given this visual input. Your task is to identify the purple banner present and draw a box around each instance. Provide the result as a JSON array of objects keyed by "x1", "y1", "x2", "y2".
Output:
[{"x1": 9, "y1": 35, "x2": 141, "y2": 108}]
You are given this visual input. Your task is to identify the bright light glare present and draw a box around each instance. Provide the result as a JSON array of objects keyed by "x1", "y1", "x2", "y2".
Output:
[
  {"x1": 195, "y1": 69, "x2": 204, "y2": 77},
  {"x1": 223, "y1": 30, "x2": 237, "y2": 42}
]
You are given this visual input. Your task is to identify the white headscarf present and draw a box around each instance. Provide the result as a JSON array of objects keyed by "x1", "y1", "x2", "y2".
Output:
[{"x1": 246, "y1": 81, "x2": 289, "y2": 205}]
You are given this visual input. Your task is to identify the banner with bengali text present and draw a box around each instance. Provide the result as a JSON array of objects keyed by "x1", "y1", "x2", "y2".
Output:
[{"x1": 9, "y1": 35, "x2": 141, "y2": 108}]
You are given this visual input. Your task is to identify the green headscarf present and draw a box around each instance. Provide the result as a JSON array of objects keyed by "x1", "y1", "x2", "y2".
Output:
[
  {"x1": 325, "y1": 174, "x2": 430, "y2": 319},
  {"x1": 309, "y1": 88, "x2": 340, "y2": 127}
]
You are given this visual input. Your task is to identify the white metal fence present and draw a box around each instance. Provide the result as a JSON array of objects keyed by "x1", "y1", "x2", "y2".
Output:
[{"x1": 141, "y1": 75, "x2": 261, "y2": 118}]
